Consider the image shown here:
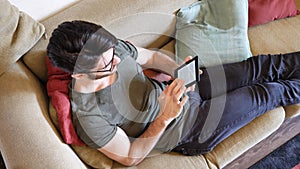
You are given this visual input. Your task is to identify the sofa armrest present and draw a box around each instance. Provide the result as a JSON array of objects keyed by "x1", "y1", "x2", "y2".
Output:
[{"x1": 0, "y1": 61, "x2": 86, "y2": 169}]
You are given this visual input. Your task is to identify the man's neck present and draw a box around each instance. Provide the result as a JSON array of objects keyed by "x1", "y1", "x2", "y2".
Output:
[{"x1": 73, "y1": 72, "x2": 118, "y2": 93}]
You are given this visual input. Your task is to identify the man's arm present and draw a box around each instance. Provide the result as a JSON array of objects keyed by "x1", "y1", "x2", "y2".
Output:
[
  {"x1": 135, "y1": 46, "x2": 203, "y2": 91},
  {"x1": 98, "y1": 79, "x2": 188, "y2": 166},
  {"x1": 99, "y1": 115, "x2": 171, "y2": 166},
  {"x1": 135, "y1": 46, "x2": 179, "y2": 77}
]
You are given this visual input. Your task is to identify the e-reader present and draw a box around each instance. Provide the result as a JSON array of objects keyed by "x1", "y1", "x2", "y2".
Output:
[{"x1": 174, "y1": 56, "x2": 200, "y2": 87}]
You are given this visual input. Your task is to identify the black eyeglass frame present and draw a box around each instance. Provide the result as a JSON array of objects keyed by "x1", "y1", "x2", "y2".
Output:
[{"x1": 77, "y1": 48, "x2": 115, "y2": 74}]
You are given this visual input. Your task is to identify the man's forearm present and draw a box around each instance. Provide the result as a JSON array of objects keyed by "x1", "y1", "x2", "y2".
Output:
[
  {"x1": 136, "y1": 47, "x2": 179, "y2": 77},
  {"x1": 150, "y1": 51, "x2": 179, "y2": 77},
  {"x1": 126, "y1": 114, "x2": 172, "y2": 166}
]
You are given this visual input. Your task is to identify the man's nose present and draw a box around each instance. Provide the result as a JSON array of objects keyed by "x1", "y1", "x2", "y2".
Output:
[{"x1": 113, "y1": 56, "x2": 121, "y2": 65}]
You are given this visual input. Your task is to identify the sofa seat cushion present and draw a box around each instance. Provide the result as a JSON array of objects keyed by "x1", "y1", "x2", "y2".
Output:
[
  {"x1": 112, "y1": 152, "x2": 209, "y2": 169},
  {"x1": 284, "y1": 104, "x2": 300, "y2": 118},
  {"x1": 204, "y1": 107, "x2": 285, "y2": 168},
  {"x1": 248, "y1": 14, "x2": 300, "y2": 56}
]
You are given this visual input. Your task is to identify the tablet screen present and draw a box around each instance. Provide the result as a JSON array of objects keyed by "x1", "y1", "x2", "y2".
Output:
[{"x1": 175, "y1": 56, "x2": 199, "y2": 87}]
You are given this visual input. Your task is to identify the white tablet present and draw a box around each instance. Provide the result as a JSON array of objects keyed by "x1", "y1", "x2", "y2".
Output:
[{"x1": 174, "y1": 56, "x2": 200, "y2": 87}]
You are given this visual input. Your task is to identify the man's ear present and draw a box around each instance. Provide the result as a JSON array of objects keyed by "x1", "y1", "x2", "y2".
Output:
[{"x1": 71, "y1": 73, "x2": 87, "y2": 80}]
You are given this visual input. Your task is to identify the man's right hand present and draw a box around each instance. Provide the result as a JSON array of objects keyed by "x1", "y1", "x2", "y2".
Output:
[{"x1": 158, "y1": 78, "x2": 188, "y2": 122}]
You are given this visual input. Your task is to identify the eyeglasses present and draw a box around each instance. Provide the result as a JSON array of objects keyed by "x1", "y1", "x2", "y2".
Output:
[{"x1": 80, "y1": 48, "x2": 115, "y2": 74}]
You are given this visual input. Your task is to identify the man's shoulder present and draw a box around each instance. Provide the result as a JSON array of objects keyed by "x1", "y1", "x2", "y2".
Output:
[{"x1": 115, "y1": 39, "x2": 138, "y2": 60}]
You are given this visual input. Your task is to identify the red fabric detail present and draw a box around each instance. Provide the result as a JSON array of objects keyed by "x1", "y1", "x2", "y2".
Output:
[
  {"x1": 293, "y1": 163, "x2": 300, "y2": 169},
  {"x1": 46, "y1": 57, "x2": 85, "y2": 146},
  {"x1": 143, "y1": 69, "x2": 172, "y2": 82},
  {"x1": 248, "y1": 0, "x2": 300, "y2": 27}
]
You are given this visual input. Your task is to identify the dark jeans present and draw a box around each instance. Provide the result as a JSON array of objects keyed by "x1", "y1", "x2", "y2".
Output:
[{"x1": 172, "y1": 51, "x2": 300, "y2": 156}]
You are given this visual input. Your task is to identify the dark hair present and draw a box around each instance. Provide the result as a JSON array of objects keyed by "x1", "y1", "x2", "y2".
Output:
[{"x1": 47, "y1": 20, "x2": 118, "y2": 73}]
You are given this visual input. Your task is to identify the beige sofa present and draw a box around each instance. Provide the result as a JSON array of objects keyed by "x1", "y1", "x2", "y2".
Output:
[{"x1": 1, "y1": 0, "x2": 300, "y2": 168}]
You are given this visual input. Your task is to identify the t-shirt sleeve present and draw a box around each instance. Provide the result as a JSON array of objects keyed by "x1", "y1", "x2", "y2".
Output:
[
  {"x1": 115, "y1": 40, "x2": 138, "y2": 60},
  {"x1": 74, "y1": 114, "x2": 118, "y2": 149}
]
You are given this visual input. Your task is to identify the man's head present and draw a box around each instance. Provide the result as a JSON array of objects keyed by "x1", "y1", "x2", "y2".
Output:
[{"x1": 47, "y1": 20, "x2": 118, "y2": 74}]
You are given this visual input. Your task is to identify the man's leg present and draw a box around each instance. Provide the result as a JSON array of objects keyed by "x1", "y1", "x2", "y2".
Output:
[
  {"x1": 173, "y1": 77, "x2": 300, "y2": 155},
  {"x1": 198, "y1": 51, "x2": 300, "y2": 100}
]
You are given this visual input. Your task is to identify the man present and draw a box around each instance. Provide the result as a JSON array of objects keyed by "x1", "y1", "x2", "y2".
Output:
[{"x1": 47, "y1": 20, "x2": 300, "y2": 166}]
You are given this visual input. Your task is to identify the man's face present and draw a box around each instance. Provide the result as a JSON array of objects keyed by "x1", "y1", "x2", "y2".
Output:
[{"x1": 87, "y1": 47, "x2": 121, "y2": 80}]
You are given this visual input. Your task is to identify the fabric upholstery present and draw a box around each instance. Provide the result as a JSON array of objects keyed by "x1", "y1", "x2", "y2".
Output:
[
  {"x1": 113, "y1": 152, "x2": 209, "y2": 169},
  {"x1": 0, "y1": 0, "x2": 45, "y2": 76},
  {"x1": 284, "y1": 104, "x2": 300, "y2": 118},
  {"x1": 175, "y1": 0, "x2": 252, "y2": 67},
  {"x1": 248, "y1": 14, "x2": 300, "y2": 56},
  {"x1": 297, "y1": 0, "x2": 300, "y2": 9},
  {"x1": 0, "y1": 62, "x2": 86, "y2": 169},
  {"x1": 248, "y1": 0, "x2": 299, "y2": 27}
]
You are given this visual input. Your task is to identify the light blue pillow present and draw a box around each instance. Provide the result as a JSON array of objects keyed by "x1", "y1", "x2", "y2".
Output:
[{"x1": 175, "y1": 0, "x2": 252, "y2": 67}]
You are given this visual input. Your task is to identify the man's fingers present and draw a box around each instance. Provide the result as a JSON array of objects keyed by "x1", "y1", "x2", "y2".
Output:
[
  {"x1": 186, "y1": 84, "x2": 195, "y2": 92},
  {"x1": 174, "y1": 80, "x2": 186, "y2": 101},
  {"x1": 184, "y1": 55, "x2": 193, "y2": 62},
  {"x1": 167, "y1": 79, "x2": 186, "y2": 102},
  {"x1": 199, "y1": 69, "x2": 203, "y2": 75},
  {"x1": 179, "y1": 95, "x2": 189, "y2": 106}
]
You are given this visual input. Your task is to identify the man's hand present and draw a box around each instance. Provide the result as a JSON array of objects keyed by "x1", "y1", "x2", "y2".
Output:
[{"x1": 158, "y1": 79, "x2": 188, "y2": 123}]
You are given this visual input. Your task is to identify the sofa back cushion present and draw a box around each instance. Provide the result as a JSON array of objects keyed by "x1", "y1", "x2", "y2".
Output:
[
  {"x1": 0, "y1": 0, "x2": 45, "y2": 76},
  {"x1": 248, "y1": 0, "x2": 299, "y2": 27},
  {"x1": 175, "y1": 0, "x2": 252, "y2": 67}
]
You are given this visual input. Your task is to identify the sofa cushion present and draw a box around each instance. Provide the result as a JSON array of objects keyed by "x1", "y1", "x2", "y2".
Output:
[
  {"x1": 113, "y1": 152, "x2": 210, "y2": 168},
  {"x1": 248, "y1": 14, "x2": 300, "y2": 56},
  {"x1": 204, "y1": 107, "x2": 285, "y2": 168},
  {"x1": 175, "y1": 0, "x2": 252, "y2": 67},
  {"x1": 0, "y1": 62, "x2": 86, "y2": 169},
  {"x1": 0, "y1": 0, "x2": 45, "y2": 76},
  {"x1": 284, "y1": 104, "x2": 300, "y2": 118},
  {"x1": 248, "y1": 0, "x2": 300, "y2": 27}
]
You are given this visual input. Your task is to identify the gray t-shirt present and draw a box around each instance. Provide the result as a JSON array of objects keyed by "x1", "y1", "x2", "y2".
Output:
[{"x1": 70, "y1": 40, "x2": 196, "y2": 152}]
